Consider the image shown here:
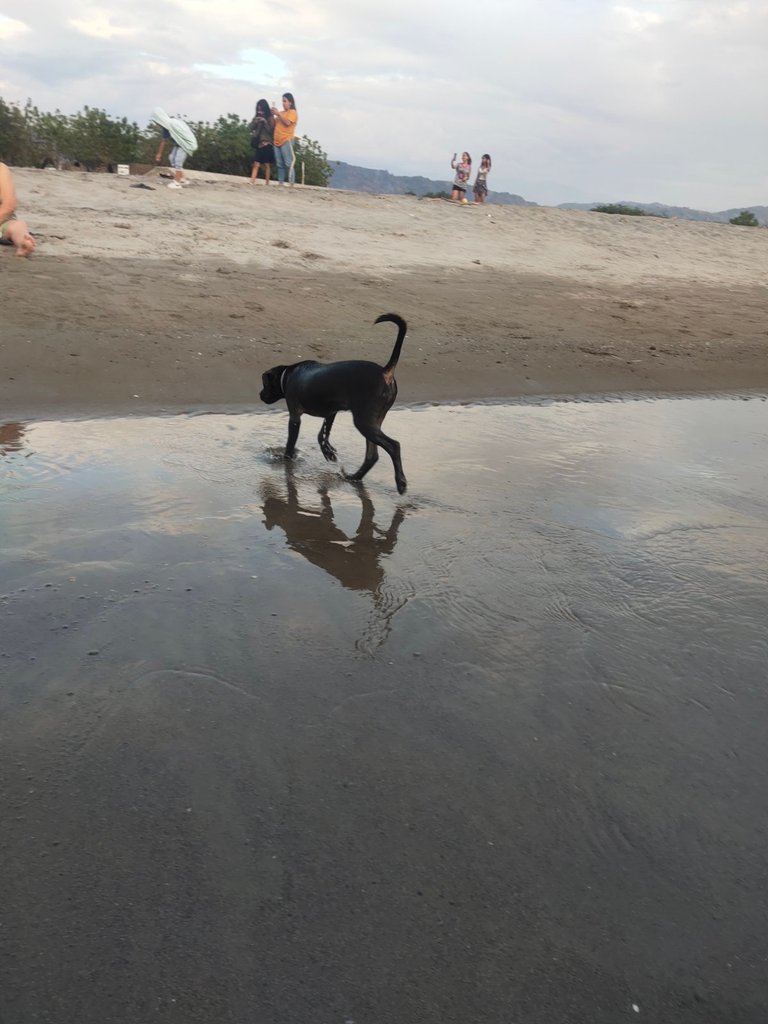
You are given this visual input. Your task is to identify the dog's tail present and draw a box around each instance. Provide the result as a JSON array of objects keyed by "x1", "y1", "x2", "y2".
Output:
[{"x1": 377, "y1": 313, "x2": 407, "y2": 378}]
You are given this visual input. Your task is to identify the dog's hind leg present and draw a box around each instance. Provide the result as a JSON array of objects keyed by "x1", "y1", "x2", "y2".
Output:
[
  {"x1": 344, "y1": 437, "x2": 379, "y2": 484},
  {"x1": 318, "y1": 414, "x2": 338, "y2": 462},
  {"x1": 347, "y1": 421, "x2": 407, "y2": 495}
]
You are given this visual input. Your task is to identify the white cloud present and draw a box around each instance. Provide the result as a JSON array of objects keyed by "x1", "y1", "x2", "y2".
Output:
[
  {"x1": 0, "y1": 14, "x2": 30, "y2": 39},
  {"x1": 0, "y1": 0, "x2": 766, "y2": 208},
  {"x1": 69, "y1": 11, "x2": 139, "y2": 40},
  {"x1": 146, "y1": 61, "x2": 175, "y2": 78},
  {"x1": 612, "y1": 6, "x2": 664, "y2": 32}
]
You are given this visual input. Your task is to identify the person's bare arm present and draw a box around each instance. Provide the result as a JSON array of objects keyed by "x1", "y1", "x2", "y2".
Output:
[{"x1": 0, "y1": 162, "x2": 19, "y2": 222}]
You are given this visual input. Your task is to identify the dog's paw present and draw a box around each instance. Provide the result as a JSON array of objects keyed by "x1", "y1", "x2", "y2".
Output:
[
  {"x1": 396, "y1": 478, "x2": 408, "y2": 495},
  {"x1": 320, "y1": 445, "x2": 338, "y2": 463}
]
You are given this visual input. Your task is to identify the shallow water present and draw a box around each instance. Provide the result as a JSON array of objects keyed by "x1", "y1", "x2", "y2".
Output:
[{"x1": 1, "y1": 399, "x2": 767, "y2": 1023}]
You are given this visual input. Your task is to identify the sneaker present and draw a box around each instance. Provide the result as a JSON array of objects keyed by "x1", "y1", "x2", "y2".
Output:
[
  {"x1": 167, "y1": 181, "x2": 183, "y2": 189},
  {"x1": 282, "y1": 181, "x2": 290, "y2": 187}
]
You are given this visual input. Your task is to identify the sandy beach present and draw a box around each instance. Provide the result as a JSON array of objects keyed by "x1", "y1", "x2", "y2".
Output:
[
  {"x1": 2, "y1": 166, "x2": 767, "y2": 418},
  {"x1": 4, "y1": 168, "x2": 768, "y2": 1024}
]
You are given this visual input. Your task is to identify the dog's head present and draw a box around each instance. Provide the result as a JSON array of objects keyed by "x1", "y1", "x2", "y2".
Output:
[{"x1": 260, "y1": 365, "x2": 288, "y2": 405}]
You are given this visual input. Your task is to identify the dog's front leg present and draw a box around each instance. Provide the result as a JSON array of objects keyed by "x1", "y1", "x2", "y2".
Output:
[
  {"x1": 318, "y1": 414, "x2": 338, "y2": 462},
  {"x1": 285, "y1": 415, "x2": 302, "y2": 458}
]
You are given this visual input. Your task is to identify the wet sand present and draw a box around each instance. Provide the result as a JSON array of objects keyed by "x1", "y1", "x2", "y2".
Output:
[
  {"x1": 1, "y1": 400, "x2": 767, "y2": 1023},
  {"x1": 3, "y1": 168, "x2": 768, "y2": 1021},
  {"x1": 2, "y1": 167, "x2": 768, "y2": 418}
]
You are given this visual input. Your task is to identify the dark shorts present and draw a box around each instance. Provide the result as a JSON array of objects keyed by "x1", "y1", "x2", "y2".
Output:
[
  {"x1": 453, "y1": 182, "x2": 467, "y2": 193},
  {"x1": 251, "y1": 141, "x2": 275, "y2": 163}
]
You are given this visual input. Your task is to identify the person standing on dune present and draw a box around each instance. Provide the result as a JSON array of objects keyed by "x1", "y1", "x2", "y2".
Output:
[
  {"x1": 473, "y1": 154, "x2": 492, "y2": 204},
  {"x1": 450, "y1": 151, "x2": 472, "y2": 203},
  {"x1": 271, "y1": 93, "x2": 298, "y2": 187},
  {"x1": 249, "y1": 99, "x2": 275, "y2": 185}
]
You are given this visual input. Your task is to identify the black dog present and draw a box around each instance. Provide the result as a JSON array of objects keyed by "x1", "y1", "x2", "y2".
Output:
[{"x1": 260, "y1": 313, "x2": 408, "y2": 494}]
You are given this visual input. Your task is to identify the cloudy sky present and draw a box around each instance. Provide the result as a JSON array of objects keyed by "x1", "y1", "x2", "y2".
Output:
[{"x1": 1, "y1": 0, "x2": 766, "y2": 208}]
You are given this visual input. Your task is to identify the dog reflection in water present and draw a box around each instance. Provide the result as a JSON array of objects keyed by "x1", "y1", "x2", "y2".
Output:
[
  {"x1": 261, "y1": 466, "x2": 406, "y2": 597},
  {"x1": 0, "y1": 422, "x2": 26, "y2": 455}
]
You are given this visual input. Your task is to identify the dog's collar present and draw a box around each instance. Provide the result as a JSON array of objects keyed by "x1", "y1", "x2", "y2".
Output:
[{"x1": 280, "y1": 367, "x2": 289, "y2": 395}]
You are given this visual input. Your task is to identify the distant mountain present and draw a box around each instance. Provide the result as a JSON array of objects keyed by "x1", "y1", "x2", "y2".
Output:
[
  {"x1": 329, "y1": 161, "x2": 537, "y2": 207},
  {"x1": 329, "y1": 163, "x2": 766, "y2": 224},
  {"x1": 558, "y1": 200, "x2": 768, "y2": 226}
]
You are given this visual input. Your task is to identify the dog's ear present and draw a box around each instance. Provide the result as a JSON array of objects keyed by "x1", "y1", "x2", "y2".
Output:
[
  {"x1": 272, "y1": 365, "x2": 289, "y2": 387},
  {"x1": 262, "y1": 365, "x2": 284, "y2": 388},
  {"x1": 260, "y1": 364, "x2": 288, "y2": 404}
]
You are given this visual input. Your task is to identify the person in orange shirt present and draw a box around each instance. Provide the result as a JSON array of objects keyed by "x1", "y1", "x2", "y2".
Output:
[{"x1": 270, "y1": 93, "x2": 298, "y2": 186}]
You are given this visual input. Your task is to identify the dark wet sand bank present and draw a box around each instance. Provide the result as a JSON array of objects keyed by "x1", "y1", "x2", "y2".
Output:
[
  {"x1": 4, "y1": 262, "x2": 768, "y2": 420},
  {"x1": 1, "y1": 399, "x2": 767, "y2": 1023}
]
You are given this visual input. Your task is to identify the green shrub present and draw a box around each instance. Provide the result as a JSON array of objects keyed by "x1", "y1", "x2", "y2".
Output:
[
  {"x1": 293, "y1": 136, "x2": 332, "y2": 187},
  {"x1": 0, "y1": 95, "x2": 333, "y2": 186},
  {"x1": 729, "y1": 210, "x2": 759, "y2": 227},
  {"x1": 185, "y1": 113, "x2": 251, "y2": 176},
  {"x1": 591, "y1": 203, "x2": 649, "y2": 216},
  {"x1": 1, "y1": 98, "x2": 141, "y2": 168}
]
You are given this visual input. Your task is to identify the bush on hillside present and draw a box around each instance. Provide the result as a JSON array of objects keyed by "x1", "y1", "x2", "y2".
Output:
[
  {"x1": 1, "y1": 98, "x2": 141, "y2": 169},
  {"x1": 184, "y1": 113, "x2": 251, "y2": 176},
  {"x1": 729, "y1": 210, "x2": 759, "y2": 227},
  {"x1": 0, "y1": 95, "x2": 333, "y2": 186},
  {"x1": 591, "y1": 203, "x2": 650, "y2": 217},
  {"x1": 293, "y1": 136, "x2": 332, "y2": 187}
]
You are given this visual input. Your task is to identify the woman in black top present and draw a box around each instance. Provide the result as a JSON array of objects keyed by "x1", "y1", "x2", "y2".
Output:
[{"x1": 249, "y1": 99, "x2": 275, "y2": 185}]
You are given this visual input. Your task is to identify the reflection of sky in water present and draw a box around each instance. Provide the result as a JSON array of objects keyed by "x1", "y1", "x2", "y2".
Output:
[
  {"x1": 1, "y1": 398, "x2": 766, "y2": 670},
  {"x1": 3, "y1": 398, "x2": 767, "y2": 1021}
]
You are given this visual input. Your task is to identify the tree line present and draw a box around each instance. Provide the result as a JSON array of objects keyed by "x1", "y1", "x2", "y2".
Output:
[
  {"x1": 591, "y1": 202, "x2": 761, "y2": 226},
  {"x1": 0, "y1": 97, "x2": 332, "y2": 186}
]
